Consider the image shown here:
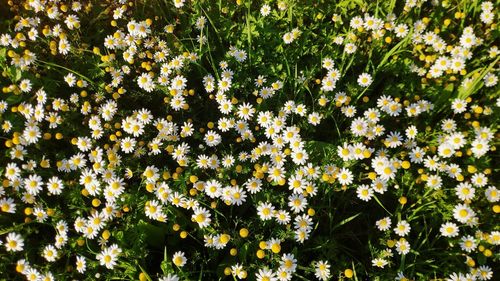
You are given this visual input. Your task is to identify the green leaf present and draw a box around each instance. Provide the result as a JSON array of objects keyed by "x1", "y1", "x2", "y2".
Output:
[
  {"x1": 6, "y1": 93, "x2": 23, "y2": 104},
  {"x1": 457, "y1": 56, "x2": 500, "y2": 99},
  {"x1": 331, "y1": 212, "x2": 362, "y2": 231},
  {"x1": 7, "y1": 66, "x2": 22, "y2": 82},
  {"x1": 137, "y1": 220, "x2": 168, "y2": 248},
  {"x1": 0, "y1": 47, "x2": 6, "y2": 62},
  {"x1": 138, "y1": 265, "x2": 153, "y2": 281}
]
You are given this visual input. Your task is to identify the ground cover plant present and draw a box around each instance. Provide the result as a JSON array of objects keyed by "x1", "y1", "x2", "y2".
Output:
[{"x1": 0, "y1": 0, "x2": 499, "y2": 280}]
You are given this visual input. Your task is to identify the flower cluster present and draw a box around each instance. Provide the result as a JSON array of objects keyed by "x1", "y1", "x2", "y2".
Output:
[{"x1": 0, "y1": 0, "x2": 498, "y2": 280}]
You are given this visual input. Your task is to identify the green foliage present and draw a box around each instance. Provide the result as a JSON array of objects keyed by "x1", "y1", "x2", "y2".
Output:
[{"x1": 0, "y1": 0, "x2": 498, "y2": 281}]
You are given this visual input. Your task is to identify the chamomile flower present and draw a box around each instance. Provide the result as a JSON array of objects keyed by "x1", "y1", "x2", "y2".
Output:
[
  {"x1": 322, "y1": 58, "x2": 335, "y2": 69},
  {"x1": 288, "y1": 194, "x2": 308, "y2": 213},
  {"x1": 337, "y1": 167, "x2": 354, "y2": 185},
  {"x1": 23, "y1": 125, "x2": 41, "y2": 144},
  {"x1": 385, "y1": 131, "x2": 403, "y2": 148},
  {"x1": 350, "y1": 16, "x2": 364, "y2": 28},
  {"x1": 294, "y1": 228, "x2": 310, "y2": 243},
  {"x1": 459, "y1": 235, "x2": 477, "y2": 253},
  {"x1": 145, "y1": 200, "x2": 162, "y2": 220},
  {"x1": 395, "y1": 239, "x2": 410, "y2": 255},
  {"x1": 58, "y1": 38, "x2": 71, "y2": 55},
  {"x1": 280, "y1": 253, "x2": 297, "y2": 273},
  {"x1": 357, "y1": 184, "x2": 373, "y2": 201},
  {"x1": 237, "y1": 103, "x2": 255, "y2": 120},
  {"x1": 46, "y1": 176, "x2": 64, "y2": 195},
  {"x1": 244, "y1": 178, "x2": 262, "y2": 194},
  {"x1": 4, "y1": 163, "x2": 21, "y2": 180},
  {"x1": 173, "y1": 0, "x2": 185, "y2": 8},
  {"x1": 204, "y1": 180, "x2": 221, "y2": 198},
  {"x1": 423, "y1": 155, "x2": 440, "y2": 171},
  {"x1": 372, "y1": 258, "x2": 388, "y2": 268},
  {"x1": 257, "y1": 202, "x2": 275, "y2": 220},
  {"x1": 159, "y1": 274, "x2": 180, "y2": 281},
  {"x1": 120, "y1": 137, "x2": 136, "y2": 153},
  {"x1": 24, "y1": 268, "x2": 42, "y2": 281},
  {"x1": 350, "y1": 117, "x2": 368, "y2": 136},
  {"x1": 470, "y1": 139, "x2": 489, "y2": 158},
  {"x1": 342, "y1": 105, "x2": 357, "y2": 117},
  {"x1": 426, "y1": 174, "x2": 442, "y2": 189},
  {"x1": 440, "y1": 222, "x2": 459, "y2": 237},
  {"x1": 256, "y1": 268, "x2": 277, "y2": 281},
  {"x1": 477, "y1": 265, "x2": 493, "y2": 280},
  {"x1": 394, "y1": 24, "x2": 409, "y2": 38},
  {"x1": 276, "y1": 268, "x2": 292, "y2": 281},
  {"x1": 405, "y1": 125, "x2": 418, "y2": 139},
  {"x1": 76, "y1": 256, "x2": 87, "y2": 273},
  {"x1": 455, "y1": 182, "x2": 475, "y2": 201},
  {"x1": 96, "y1": 245, "x2": 120, "y2": 269},
  {"x1": 19, "y1": 79, "x2": 32, "y2": 92},
  {"x1": 480, "y1": 11, "x2": 495, "y2": 25},
  {"x1": 470, "y1": 173, "x2": 487, "y2": 188},
  {"x1": 43, "y1": 244, "x2": 58, "y2": 262},
  {"x1": 24, "y1": 174, "x2": 43, "y2": 195},
  {"x1": 229, "y1": 186, "x2": 247, "y2": 206},
  {"x1": 5, "y1": 232, "x2": 24, "y2": 252},
  {"x1": 357, "y1": 73, "x2": 373, "y2": 87},
  {"x1": 453, "y1": 204, "x2": 476, "y2": 224},
  {"x1": 394, "y1": 220, "x2": 411, "y2": 236},
  {"x1": 143, "y1": 166, "x2": 160, "y2": 183},
  {"x1": 291, "y1": 149, "x2": 308, "y2": 165},
  {"x1": 260, "y1": 4, "x2": 271, "y2": 16},
  {"x1": 215, "y1": 97, "x2": 231, "y2": 111},
  {"x1": 345, "y1": 43, "x2": 357, "y2": 54},
  {"x1": 484, "y1": 186, "x2": 499, "y2": 202},
  {"x1": 268, "y1": 165, "x2": 285, "y2": 182},
  {"x1": 451, "y1": 99, "x2": 468, "y2": 113},
  {"x1": 447, "y1": 132, "x2": 466, "y2": 149},
  {"x1": 314, "y1": 260, "x2": 331, "y2": 281},
  {"x1": 308, "y1": 112, "x2": 322, "y2": 125},
  {"x1": 0, "y1": 197, "x2": 16, "y2": 213},
  {"x1": 192, "y1": 207, "x2": 211, "y2": 228},
  {"x1": 172, "y1": 251, "x2": 187, "y2": 267},
  {"x1": 204, "y1": 130, "x2": 222, "y2": 147},
  {"x1": 376, "y1": 217, "x2": 392, "y2": 231},
  {"x1": 137, "y1": 73, "x2": 155, "y2": 92}
]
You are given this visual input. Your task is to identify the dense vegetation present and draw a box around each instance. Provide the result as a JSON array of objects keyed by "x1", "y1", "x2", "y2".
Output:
[{"x1": 0, "y1": 0, "x2": 498, "y2": 280}]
